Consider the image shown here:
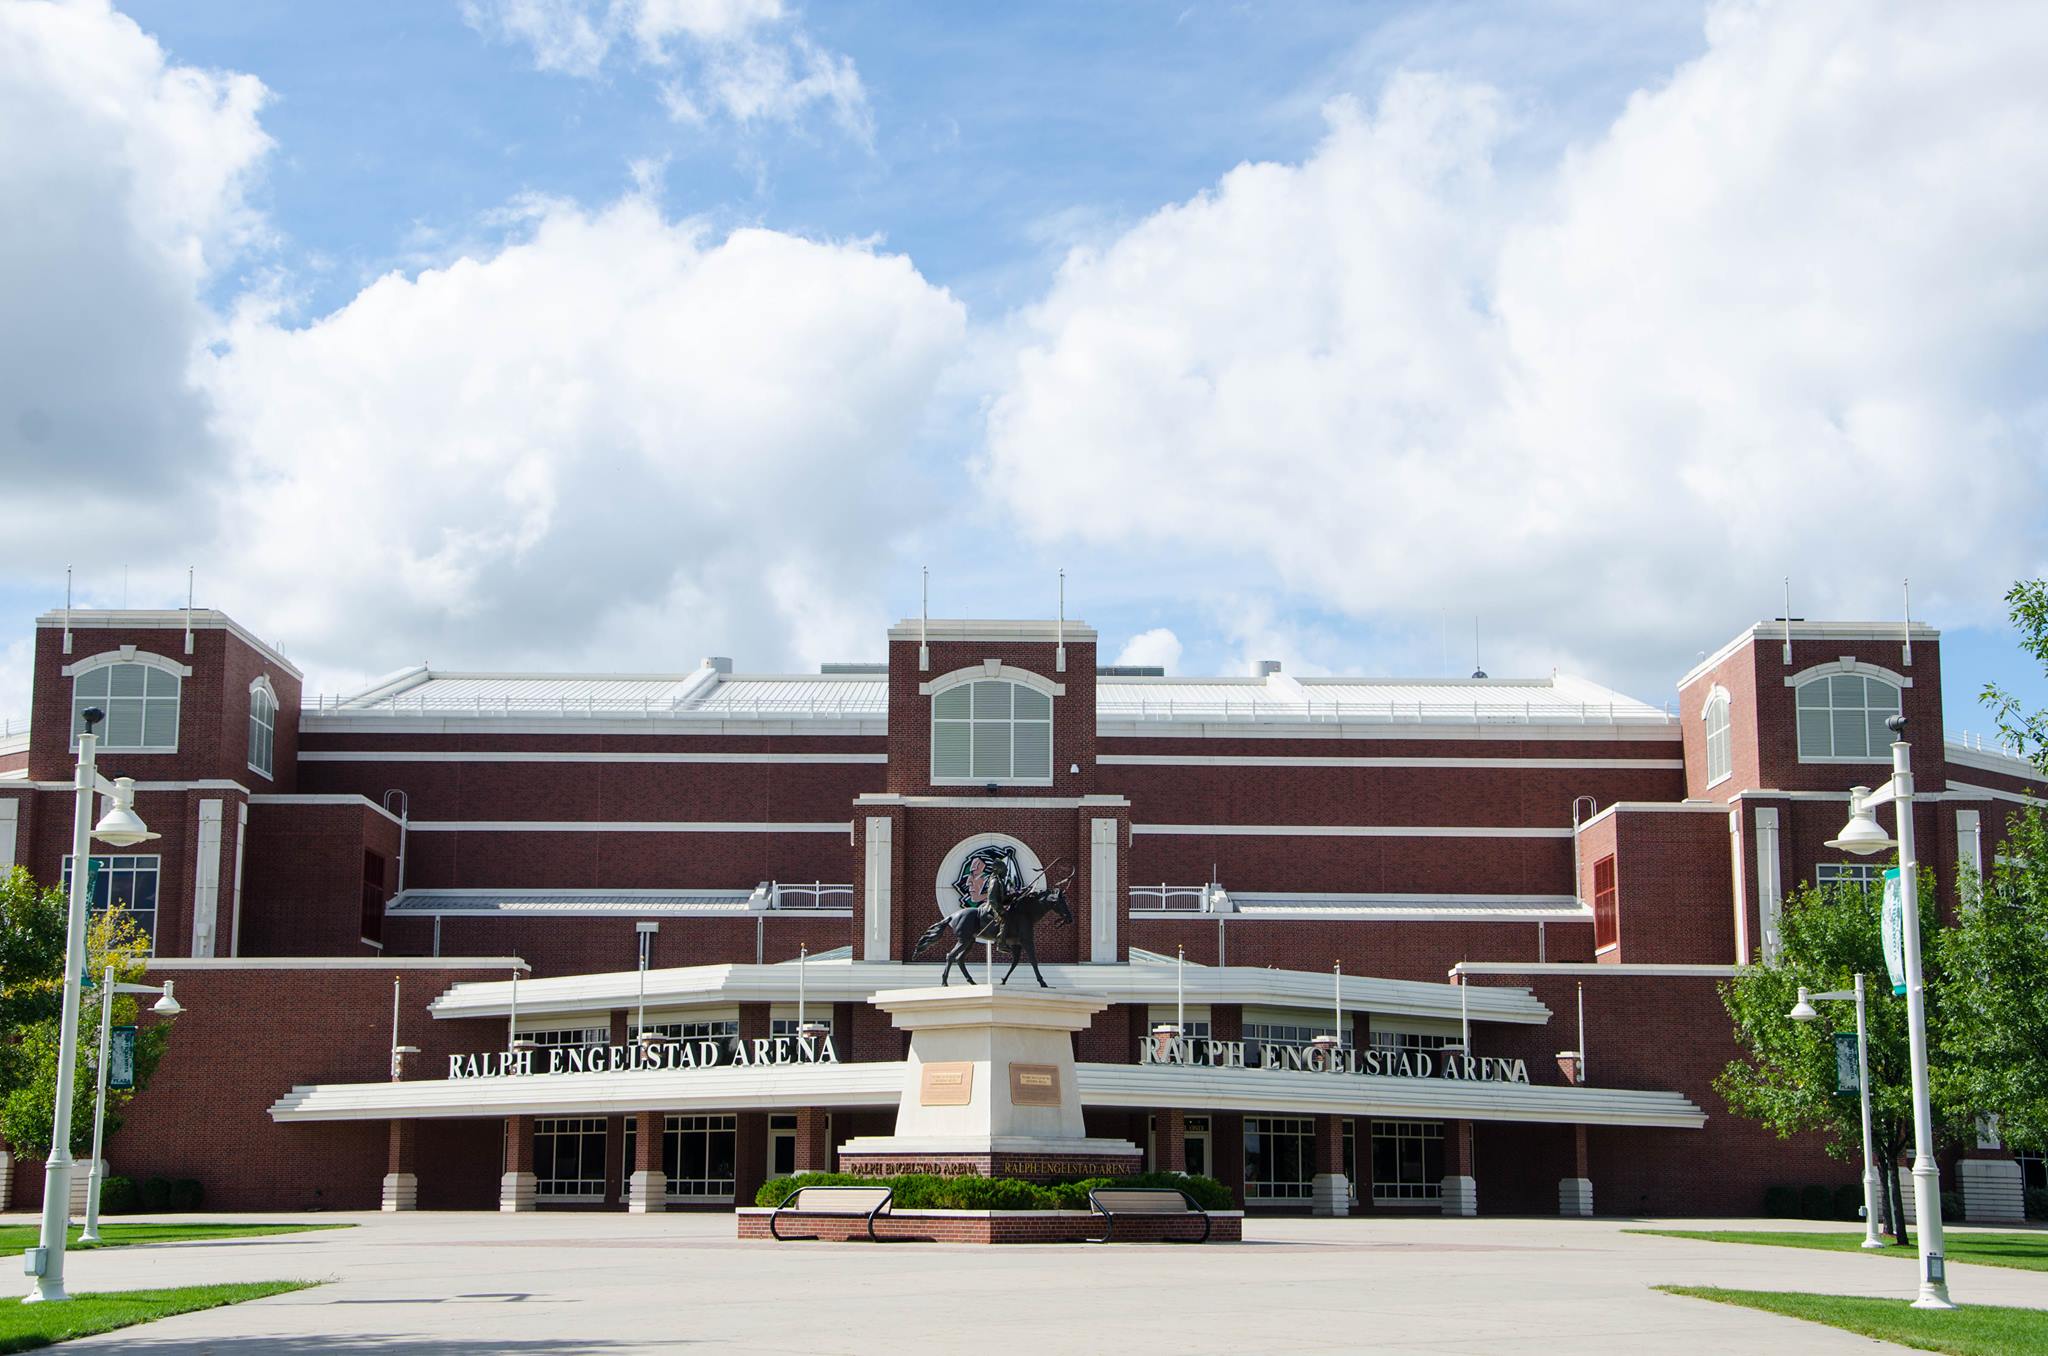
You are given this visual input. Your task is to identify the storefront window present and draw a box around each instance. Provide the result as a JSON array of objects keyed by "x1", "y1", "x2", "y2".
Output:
[
  {"x1": 1372, "y1": 1121, "x2": 1444, "y2": 1204},
  {"x1": 769, "y1": 1113, "x2": 798, "y2": 1176},
  {"x1": 60, "y1": 855, "x2": 159, "y2": 949},
  {"x1": 1244, "y1": 1116, "x2": 1315, "y2": 1201},
  {"x1": 667, "y1": 1113, "x2": 737, "y2": 1199},
  {"x1": 1243, "y1": 1017, "x2": 1337, "y2": 1067},
  {"x1": 534, "y1": 1117, "x2": 607, "y2": 1199}
]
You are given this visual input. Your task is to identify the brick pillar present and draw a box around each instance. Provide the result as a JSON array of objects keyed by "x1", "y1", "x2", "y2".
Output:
[
  {"x1": 1155, "y1": 1108, "x2": 1188, "y2": 1174},
  {"x1": 734, "y1": 1111, "x2": 768, "y2": 1207},
  {"x1": 1214, "y1": 1113, "x2": 1246, "y2": 1209},
  {"x1": 382, "y1": 1120, "x2": 417, "y2": 1212},
  {"x1": 1559, "y1": 1123, "x2": 1593, "y2": 1216},
  {"x1": 1312, "y1": 1115, "x2": 1349, "y2": 1216},
  {"x1": 628, "y1": 1110, "x2": 666, "y2": 1213},
  {"x1": 501, "y1": 1115, "x2": 536, "y2": 1212},
  {"x1": 1440, "y1": 1119, "x2": 1477, "y2": 1217},
  {"x1": 794, "y1": 1108, "x2": 832, "y2": 1174}
]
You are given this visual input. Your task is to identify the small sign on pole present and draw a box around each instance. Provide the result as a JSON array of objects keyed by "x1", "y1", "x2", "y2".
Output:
[
  {"x1": 1880, "y1": 867, "x2": 1907, "y2": 996},
  {"x1": 109, "y1": 1025, "x2": 137, "y2": 1091},
  {"x1": 1834, "y1": 1032, "x2": 1860, "y2": 1095}
]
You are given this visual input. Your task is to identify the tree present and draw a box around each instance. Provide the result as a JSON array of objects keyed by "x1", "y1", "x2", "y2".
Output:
[
  {"x1": 1980, "y1": 577, "x2": 2048, "y2": 772},
  {"x1": 1936, "y1": 806, "x2": 2048, "y2": 1155},
  {"x1": 0, "y1": 892, "x2": 167, "y2": 1161},
  {"x1": 1716, "y1": 877, "x2": 1958, "y2": 1245}
]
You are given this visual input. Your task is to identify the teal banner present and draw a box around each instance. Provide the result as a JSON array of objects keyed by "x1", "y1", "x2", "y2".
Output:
[
  {"x1": 109, "y1": 1025, "x2": 136, "y2": 1090},
  {"x1": 1834, "y1": 1032, "x2": 1860, "y2": 1095},
  {"x1": 1880, "y1": 867, "x2": 1907, "y2": 996}
]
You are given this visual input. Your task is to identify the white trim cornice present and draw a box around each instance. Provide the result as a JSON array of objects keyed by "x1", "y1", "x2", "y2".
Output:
[
  {"x1": 406, "y1": 819, "x2": 852, "y2": 834},
  {"x1": 61, "y1": 647, "x2": 192, "y2": 680},
  {"x1": 1099, "y1": 753, "x2": 1683, "y2": 770},
  {"x1": 298, "y1": 749, "x2": 886, "y2": 765},
  {"x1": 918, "y1": 664, "x2": 1065, "y2": 698},
  {"x1": 1783, "y1": 658, "x2": 1912, "y2": 689},
  {"x1": 1134, "y1": 823, "x2": 1572, "y2": 839}
]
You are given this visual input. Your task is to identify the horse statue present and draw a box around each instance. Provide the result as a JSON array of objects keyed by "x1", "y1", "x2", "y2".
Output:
[{"x1": 910, "y1": 857, "x2": 1074, "y2": 988}]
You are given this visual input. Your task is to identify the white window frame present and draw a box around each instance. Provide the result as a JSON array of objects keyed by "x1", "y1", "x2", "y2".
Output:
[
  {"x1": 60, "y1": 853, "x2": 162, "y2": 954},
  {"x1": 1371, "y1": 1120, "x2": 1445, "y2": 1204},
  {"x1": 926, "y1": 669, "x2": 1057, "y2": 787},
  {"x1": 64, "y1": 650, "x2": 189, "y2": 754},
  {"x1": 1785, "y1": 660, "x2": 1908, "y2": 764},
  {"x1": 248, "y1": 675, "x2": 277, "y2": 780},
  {"x1": 1701, "y1": 685, "x2": 1732, "y2": 788},
  {"x1": 533, "y1": 1116, "x2": 608, "y2": 1200},
  {"x1": 1815, "y1": 862, "x2": 1886, "y2": 891},
  {"x1": 1243, "y1": 1115, "x2": 1316, "y2": 1202}
]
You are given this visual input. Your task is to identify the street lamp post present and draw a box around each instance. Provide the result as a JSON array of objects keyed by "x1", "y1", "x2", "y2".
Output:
[
  {"x1": 1827, "y1": 714, "x2": 1954, "y2": 1308},
  {"x1": 24, "y1": 709, "x2": 157, "y2": 1304},
  {"x1": 80, "y1": 970, "x2": 181, "y2": 1244},
  {"x1": 1789, "y1": 975, "x2": 1885, "y2": 1250}
]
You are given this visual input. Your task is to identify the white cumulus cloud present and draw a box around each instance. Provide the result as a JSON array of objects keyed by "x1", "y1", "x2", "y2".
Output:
[
  {"x1": 984, "y1": 0, "x2": 2048, "y2": 690},
  {"x1": 1112, "y1": 627, "x2": 1183, "y2": 673}
]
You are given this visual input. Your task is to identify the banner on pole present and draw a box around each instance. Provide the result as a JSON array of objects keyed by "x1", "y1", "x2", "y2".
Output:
[
  {"x1": 109, "y1": 1025, "x2": 136, "y2": 1090},
  {"x1": 1880, "y1": 867, "x2": 1907, "y2": 996},
  {"x1": 1834, "y1": 1032, "x2": 1860, "y2": 1094}
]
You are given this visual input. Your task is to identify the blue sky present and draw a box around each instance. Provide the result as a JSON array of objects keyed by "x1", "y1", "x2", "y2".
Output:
[{"x1": 1, "y1": 0, "x2": 2043, "y2": 739}]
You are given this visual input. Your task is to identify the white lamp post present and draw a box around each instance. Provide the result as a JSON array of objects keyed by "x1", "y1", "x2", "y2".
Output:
[
  {"x1": 1789, "y1": 977, "x2": 1885, "y2": 1250},
  {"x1": 25, "y1": 708, "x2": 158, "y2": 1304},
  {"x1": 794, "y1": 945, "x2": 829, "y2": 1055},
  {"x1": 1826, "y1": 714, "x2": 1954, "y2": 1308},
  {"x1": 80, "y1": 970, "x2": 181, "y2": 1244}
]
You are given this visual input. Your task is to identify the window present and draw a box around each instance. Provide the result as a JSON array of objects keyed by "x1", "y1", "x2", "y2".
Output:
[
  {"x1": 520, "y1": 1027, "x2": 608, "y2": 1049},
  {"x1": 770, "y1": 1016, "x2": 836, "y2": 1058},
  {"x1": 1592, "y1": 855, "x2": 1618, "y2": 952},
  {"x1": 1372, "y1": 1121, "x2": 1445, "y2": 1203},
  {"x1": 60, "y1": 855, "x2": 160, "y2": 949},
  {"x1": 361, "y1": 850, "x2": 386, "y2": 946},
  {"x1": 248, "y1": 679, "x2": 276, "y2": 778},
  {"x1": 1815, "y1": 863, "x2": 1885, "y2": 892},
  {"x1": 1244, "y1": 1116, "x2": 1315, "y2": 1201},
  {"x1": 1243, "y1": 1018, "x2": 1339, "y2": 1067},
  {"x1": 769, "y1": 1113, "x2": 799, "y2": 1177},
  {"x1": 72, "y1": 661, "x2": 179, "y2": 751},
  {"x1": 667, "y1": 1113, "x2": 737, "y2": 1198},
  {"x1": 1703, "y1": 689, "x2": 1732, "y2": 786},
  {"x1": 1369, "y1": 1029, "x2": 1458, "y2": 1058},
  {"x1": 534, "y1": 1117, "x2": 607, "y2": 1199},
  {"x1": 1796, "y1": 673, "x2": 1901, "y2": 761},
  {"x1": 931, "y1": 679, "x2": 1053, "y2": 783}
]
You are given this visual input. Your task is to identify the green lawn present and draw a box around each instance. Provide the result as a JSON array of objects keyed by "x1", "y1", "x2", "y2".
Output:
[
  {"x1": 0, "y1": 1282, "x2": 316, "y2": 1353},
  {"x1": 1628, "y1": 1228, "x2": 2048, "y2": 1273},
  {"x1": 0, "y1": 1223, "x2": 350, "y2": 1258},
  {"x1": 1659, "y1": 1286, "x2": 2048, "y2": 1356}
]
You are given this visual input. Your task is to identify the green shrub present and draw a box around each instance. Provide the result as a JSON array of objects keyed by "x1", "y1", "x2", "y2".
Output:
[
  {"x1": 1762, "y1": 1185, "x2": 1798, "y2": 1218},
  {"x1": 139, "y1": 1176, "x2": 174, "y2": 1212},
  {"x1": 98, "y1": 1175, "x2": 139, "y2": 1215},
  {"x1": 754, "y1": 1170, "x2": 1234, "y2": 1211},
  {"x1": 1798, "y1": 1184, "x2": 1834, "y2": 1219},
  {"x1": 2025, "y1": 1187, "x2": 2047, "y2": 1222},
  {"x1": 170, "y1": 1178, "x2": 204, "y2": 1211},
  {"x1": 1830, "y1": 1182, "x2": 1863, "y2": 1221}
]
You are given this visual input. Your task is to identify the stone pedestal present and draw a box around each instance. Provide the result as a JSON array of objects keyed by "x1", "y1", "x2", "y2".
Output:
[
  {"x1": 1, "y1": 1150, "x2": 12, "y2": 1212},
  {"x1": 69, "y1": 1161, "x2": 96, "y2": 1217},
  {"x1": 1440, "y1": 1175, "x2": 1478, "y2": 1217},
  {"x1": 500, "y1": 1171, "x2": 536, "y2": 1212},
  {"x1": 836, "y1": 985, "x2": 1142, "y2": 1180},
  {"x1": 381, "y1": 1173, "x2": 418, "y2": 1212},
  {"x1": 1558, "y1": 1177, "x2": 1594, "y2": 1216},
  {"x1": 628, "y1": 1110, "x2": 665, "y2": 1213},
  {"x1": 1312, "y1": 1174, "x2": 1351, "y2": 1217},
  {"x1": 626, "y1": 1170, "x2": 665, "y2": 1213}
]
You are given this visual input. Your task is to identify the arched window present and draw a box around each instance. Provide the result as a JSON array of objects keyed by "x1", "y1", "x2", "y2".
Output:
[
  {"x1": 1702, "y1": 688, "x2": 1732, "y2": 787},
  {"x1": 70, "y1": 657, "x2": 181, "y2": 752},
  {"x1": 931, "y1": 679, "x2": 1053, "y2": 783},
  {"x1": 248, "y1": 676, "x2": 277, "y2": 778},
  {"x1": 1795, "y1": 671, "x2": 1901, "y2": 761}
]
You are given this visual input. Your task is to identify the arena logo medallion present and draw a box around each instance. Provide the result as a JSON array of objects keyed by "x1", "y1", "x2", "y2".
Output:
[{"x1": 950, "y1": 843, "x2": 1022, "y2": 912}]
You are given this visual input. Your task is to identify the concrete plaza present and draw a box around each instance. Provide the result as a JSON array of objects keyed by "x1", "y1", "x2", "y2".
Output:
[{"x1": 12, "y1": 1211, "x2": 2046, "y2": 1354}]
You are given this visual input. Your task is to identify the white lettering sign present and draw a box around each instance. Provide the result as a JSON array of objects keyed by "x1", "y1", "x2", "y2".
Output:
[
  {"x1": 1138, "y1": 1039, "x2": 1530, "y2": 1085},
  {"x1": 449, "y1": 1036, "x2": 839, "y2": 1080}
]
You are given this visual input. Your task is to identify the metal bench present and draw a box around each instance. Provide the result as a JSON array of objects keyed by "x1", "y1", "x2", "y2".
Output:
[
  {"x1": 1087, "y1": 1186, "x2": 1212, "y2": 1243},
  {"x1": 768, "y1": 1185, "x2": 896, "y2": 1242}
]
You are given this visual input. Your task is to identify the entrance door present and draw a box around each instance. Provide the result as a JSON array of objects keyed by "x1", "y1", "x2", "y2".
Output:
[
  {"x1": 1184, "y1": 1116, "x2": 1211, "y2": 1178},
  {"x1": 769, "y1": 1114, "x2": 798, "y2": 1177}
]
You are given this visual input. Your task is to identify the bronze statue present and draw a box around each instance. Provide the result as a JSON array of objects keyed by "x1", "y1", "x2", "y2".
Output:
[{"x1": 911, "y1": 858, "x2": 1074, "y2": 987}]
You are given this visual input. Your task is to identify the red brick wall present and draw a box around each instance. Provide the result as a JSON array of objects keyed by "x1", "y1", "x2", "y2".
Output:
[
  {"x1": 886, "y1": 637, "x2": 1096, "y2": 796},
  {"x1": 239, "y1": 801, "x2": 401, "y2": 957}
]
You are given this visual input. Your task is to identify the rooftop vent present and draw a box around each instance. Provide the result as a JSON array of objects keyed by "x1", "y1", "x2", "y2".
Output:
[
  {"x1": 1097, "y1": 665, "x2": 1165, "y2": 677},
  {"x1": 820, "y1": 662, "x2": 887, "y2": 674},
  {"x1": 1253, "y1": 659, "x2": 1282, "y2": 677},
  {"x1": 701, "y1": 656, "x2": 733, "y2": 674}
]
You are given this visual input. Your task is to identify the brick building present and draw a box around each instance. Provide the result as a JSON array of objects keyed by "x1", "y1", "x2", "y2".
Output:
[{"x1": 0, "y1": 606, "x2": 2038, "y2": 1219}]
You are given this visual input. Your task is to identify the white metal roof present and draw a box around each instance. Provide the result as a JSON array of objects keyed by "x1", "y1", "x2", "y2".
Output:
[{"x1": 308, "y1": 665, "x2": 1671, "y2": 730}]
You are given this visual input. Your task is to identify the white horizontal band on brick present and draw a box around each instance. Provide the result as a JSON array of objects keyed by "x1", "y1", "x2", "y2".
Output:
[
  {"x1": 406, "y1": 820, "x2": 853, "y2": 834},
  {"x1": 1946, "y1": 779, "x2": 2045, "y2": 806},
  {"x1": 247, "y1": 793, "x2": 404, "y2": 826},
  {"x1": 1451, "y1": 961, "x2": 1738, "y2": 978},
  {"x1": 301, "y1": 717, "x2": 885, "y2": 738},
  {"x1": 1132, "y1": 824, "x2": 1573, "y2": 839},
  {"x1": 298, "y1": 750, "x2": 887, "y2": 764},
  {"x1": 1096, "y1": 722, "x2": 1681, "y2": 743},
  {"x1": 149, "y1": 956, "x2": 530, "y2": 972},
  {"x1": 1099, "y1": 754, "x2": 1684, "y2": 770}
]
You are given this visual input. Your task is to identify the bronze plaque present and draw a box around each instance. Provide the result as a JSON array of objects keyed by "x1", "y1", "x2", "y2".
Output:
[
  {"x1": 919, "y1": 1061, "x2": 974, "y2": 1107},
  {"x1": 1008, "y1": 1062, "x2": 1061, "y2": 1108}
]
